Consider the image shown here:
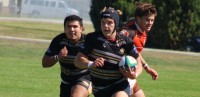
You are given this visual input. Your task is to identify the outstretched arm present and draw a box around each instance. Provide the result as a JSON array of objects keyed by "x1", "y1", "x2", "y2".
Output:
[
  {"x1": 136, "y1": 54, "x2": 143, "y2": 76},
  {"x1": 140, "y1": 53, "x2": 158, "y2": 80}
]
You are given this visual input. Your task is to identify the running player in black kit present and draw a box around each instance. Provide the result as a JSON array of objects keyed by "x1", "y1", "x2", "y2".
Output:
[
  {"x1": 75, "y1": 7, "x2": 143, "y2": 97},
  {"x1": 42, "y1": 15, "x2": 92, "y2": 97}
]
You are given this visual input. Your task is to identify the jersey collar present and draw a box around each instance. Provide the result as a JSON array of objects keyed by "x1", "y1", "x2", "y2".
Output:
[{"x1": 135, "y1": 22, "x2": 144, "y2": 33}]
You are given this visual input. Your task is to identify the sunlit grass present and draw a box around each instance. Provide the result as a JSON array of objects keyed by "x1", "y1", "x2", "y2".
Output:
[
  {"x1": 0, "y1": 20, "x2": 199, "y2": 97},
  {"x1": 0, "y1": 20, "x2": 94, "y2": 40}
]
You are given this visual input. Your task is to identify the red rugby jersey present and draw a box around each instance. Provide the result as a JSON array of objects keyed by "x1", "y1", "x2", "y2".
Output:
[
  {"x1": 120, "y1": 18, "x2": 147, "y2": 53},
  {"x1": 133, "y1": 30, "x2": 147, "y2": 53}
]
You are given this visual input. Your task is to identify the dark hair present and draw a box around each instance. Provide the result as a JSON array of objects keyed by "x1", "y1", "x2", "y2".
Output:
[
  {"x1": 134, "y1": 2, "x2": 157, "y2": 17},
  {"x1": 63, "y1": 15, "x2": 83, "y2": 28}
]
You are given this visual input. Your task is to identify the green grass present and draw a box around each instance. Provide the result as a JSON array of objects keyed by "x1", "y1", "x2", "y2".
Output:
[
  {"x1": 139, "y1": 51, "x2": 200, "y2": 97},
  {"x1": 0, "y1": 20, "x2": 94, "y2": 40},
  {"x1": 1, "y1": 40, "x2": 199, "y2": 97},
  {"x1": 0, "y1": 40, "x2": 60, "y2": 97},
  {"x1": 0, "y1": 20, "x2": 200, "y2": 97}
]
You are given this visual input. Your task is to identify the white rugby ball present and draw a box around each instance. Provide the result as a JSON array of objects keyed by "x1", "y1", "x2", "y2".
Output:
[{"x1": 118, "y1": 55, "x2": 137, "y2": 70}]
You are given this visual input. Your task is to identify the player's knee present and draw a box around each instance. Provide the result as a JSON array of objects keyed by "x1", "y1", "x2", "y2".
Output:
[
  {"x1": 71, "y1": 85, "x2": 89, "y2": 97},
  {"x1": 133, "y1": 89, "x2": 145, "y2": 97},
  {"x1": 112, "y1": 91, "x2": 129, "y2": 97}
]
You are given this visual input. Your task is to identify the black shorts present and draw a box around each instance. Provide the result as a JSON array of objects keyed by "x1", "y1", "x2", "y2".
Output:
[
  {"x1": 60, "y1": 75, "x2": 92, "y2": 97},
  {"x1": 93, "y1": 80, "x2": 130, "y2": 97}
]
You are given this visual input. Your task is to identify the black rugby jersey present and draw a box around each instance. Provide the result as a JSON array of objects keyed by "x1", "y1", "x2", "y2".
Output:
[
  {"x1": 44, "y1": 33, "x2": 89, "y2": 83},
  {"x1": 79, "y1": 31, "x2": 139, "y2": 87}
]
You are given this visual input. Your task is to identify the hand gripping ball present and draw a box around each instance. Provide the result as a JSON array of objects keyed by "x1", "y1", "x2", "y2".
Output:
[{"x1": 118, "y1": 55, "x2": 137, "y2": 70}]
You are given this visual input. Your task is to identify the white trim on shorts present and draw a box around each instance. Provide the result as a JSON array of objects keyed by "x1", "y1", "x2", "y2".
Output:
[{"x1": 128, "y1": 78, "x2": 137, "y2": 95}]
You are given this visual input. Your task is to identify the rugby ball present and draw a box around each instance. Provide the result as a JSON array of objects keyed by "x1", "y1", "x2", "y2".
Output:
[{"x1": 118, "y1": 55, "x2": 137, "y2": 70}]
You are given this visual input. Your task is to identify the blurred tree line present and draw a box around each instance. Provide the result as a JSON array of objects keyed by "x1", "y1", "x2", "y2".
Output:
[{"x1": 89, "y1": 0, "x2": 200, "y2": 51}]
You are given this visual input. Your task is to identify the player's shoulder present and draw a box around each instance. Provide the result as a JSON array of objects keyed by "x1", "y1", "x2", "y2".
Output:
[
  {"x1": 125, "y1": 17, "x2": 137, "y2": 30},
  {"x1": 86, "y1": 31, "x2": 102, "y2": 38},
  {"x1": 117, "y1": 32, "x2": 133, "y2": 42},
  {"x1": 55, "y1": 32, "x2": 65, "y2": 37},
  {"x1": 52, "y1": 33, "x2": 65, "y2": 41},
  {"x1": 118, "y1": 17, "x2": 137, "y2": 37}
]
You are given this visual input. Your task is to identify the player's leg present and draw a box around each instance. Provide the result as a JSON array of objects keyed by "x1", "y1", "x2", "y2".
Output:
[
  {"x1": 130, "y1": 81, "x2": 145, "y2": 97},
  {"x1": 112, "y1": 91, "x2": 129, "y2": 97},
  {"x1": 60, "y1": 82, "x2": 71, "y2": 97},
  {"x1": 70, "y1": 79, "x2": 92, "y2": 97},
  {"x1": 94, "y1": 80, "x2": 130, "y2": 97},
  {"x1": 132, "y1": 89, "x2": 145, "y2": 97},
  {"x1": 112, "y1": 80, "x2": 130, "y2": 97}
]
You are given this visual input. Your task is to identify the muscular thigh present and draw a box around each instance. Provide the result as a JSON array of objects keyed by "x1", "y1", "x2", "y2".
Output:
[
  {"x1": 60, "y1": 74, "x2": 91, "y2": 97},
  {"x1": 112, "y1": 91, "x2": 129, "y2": 97},
  {"x1": 71, "y1": 78, "x2": 92, "y2": 97},
  {"x1": 94, "y1": 80, "x2": 129, "y2": 97},
  {"x1": 132, "y1": 82, "x2": 141, "y2": 93}
]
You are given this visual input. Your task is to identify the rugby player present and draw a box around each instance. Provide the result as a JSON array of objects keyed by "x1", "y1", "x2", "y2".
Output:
[
  {"x1": 75, "y1": 7, "x2": 143, "y2": 97},
  {"x1": 119, "y1": 2, "x2": 159, "y2": 97},
  {"x1": 42, "y1": 15, "x2": 92, "y2": 97}
]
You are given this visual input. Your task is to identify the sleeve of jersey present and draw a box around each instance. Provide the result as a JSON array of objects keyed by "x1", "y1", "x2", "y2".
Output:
[
  {"x1": 133, "y1": 37, "x2": 143, "y2": 53},
  {"x1": 79, "y1": 33, "x2": 93, "y2": 56},
  {"x1": 44, "y1": 37, "x2": 59, "y2": 56},
  {"x1": 126, "y1": 37, "x2": 139, "y2": 59}
]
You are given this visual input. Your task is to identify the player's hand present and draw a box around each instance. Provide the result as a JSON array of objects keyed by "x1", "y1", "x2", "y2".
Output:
[
  {"x1": 145, "y1": 67, "x2": 158, "y2": 80},
  {"x1": 59, "y1": 46, "x2": 68, "y2": 59},
  {"x1": 119, "y1": 66, "x2": 137, "y2": 79},
  {"x1": 92, "y1": 57, "x2": 105, "y2": 67}
]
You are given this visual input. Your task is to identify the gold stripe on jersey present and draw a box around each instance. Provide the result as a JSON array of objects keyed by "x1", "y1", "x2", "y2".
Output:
[
  {"x1": 91, "y1": 66, "x2": 121, "y2": 74},
  {"x1": 88, "y1": 48, "x2": 124, "y2": 80},
  {"x1": 90, "y1": 71, "x2": 122, "y2": 80},
  {"x1": 59, "y1": 55, "x2": 76, "y2": 64},
  {"x1": 91, "y1": 49, "x2": 121, "y2": 64},
  {"x1": 90, "y1": 67, "x2": 122, "y2": 79},
  {"x1": 90, "y1": 54, "x2": 120, "y2": 64},
  {"x1": 61, "y1": 66, "x2": 88, "y2": 76},
  {"x1": 90, "y1": 72, "x2": 121, "y2": 79},
  {"x1": 93, "y1": 49, "x2": 121, "y2": 59}
]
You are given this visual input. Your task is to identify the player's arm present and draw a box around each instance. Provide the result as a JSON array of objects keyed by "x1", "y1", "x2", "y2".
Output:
[
  {"x1": 75, "y1": 52, "x2": 105, "y2": 69},
  {"x1": 140, "y1": 53, "x2": 159, "y2": 80},
  {"x1": 42, "y1": 55, "x2": 58, "y2": 68},
  {"x1": 139, "y1": 53, "x2": 147, "y2": 67},
  {"x1": 74, "y1": 52, "x2": 90, "y2": 69},
  {"x1": 135, "y1": 54, "x2": 143, "y2": 77},
  {"x1": 42, "y1": 46, "x2": 68, "y2": 68},
  {"x1": 120, "y1": 54, "x2": 142, "y2": 79},
  {"x1": 123, "y1": 37, "x2": 143, "y2": 79}
]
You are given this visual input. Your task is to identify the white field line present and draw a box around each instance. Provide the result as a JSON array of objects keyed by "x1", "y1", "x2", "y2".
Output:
[
  {"x1": 0, "y1": 17, "x2": 92, "y2": 24},
  {"x1": 0, "y1": 36, "x2": 51, "y2": 43},
  {"x1": 143, "y1": 48, "x2": 200, "y2": 56},
  {"x1": 0, "y1": 36, "x2": 200, "y2": 56}
]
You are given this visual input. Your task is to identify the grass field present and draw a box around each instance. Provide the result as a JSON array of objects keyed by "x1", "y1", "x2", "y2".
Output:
[
  {"x1": 0, "y1": 19, "x2": 94, "y2": 40},
  {"x1": 0, "y1": 20, "x2": 200, "y2": 97}
]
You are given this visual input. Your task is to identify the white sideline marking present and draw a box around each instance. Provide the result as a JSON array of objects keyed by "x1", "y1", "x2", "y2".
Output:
[
  {"x1": 0, "y1": 36, "x2": 51, "y2": 43},
  {"x1": 143, "y1": 48, "x2": 200, "y2": 56}
]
